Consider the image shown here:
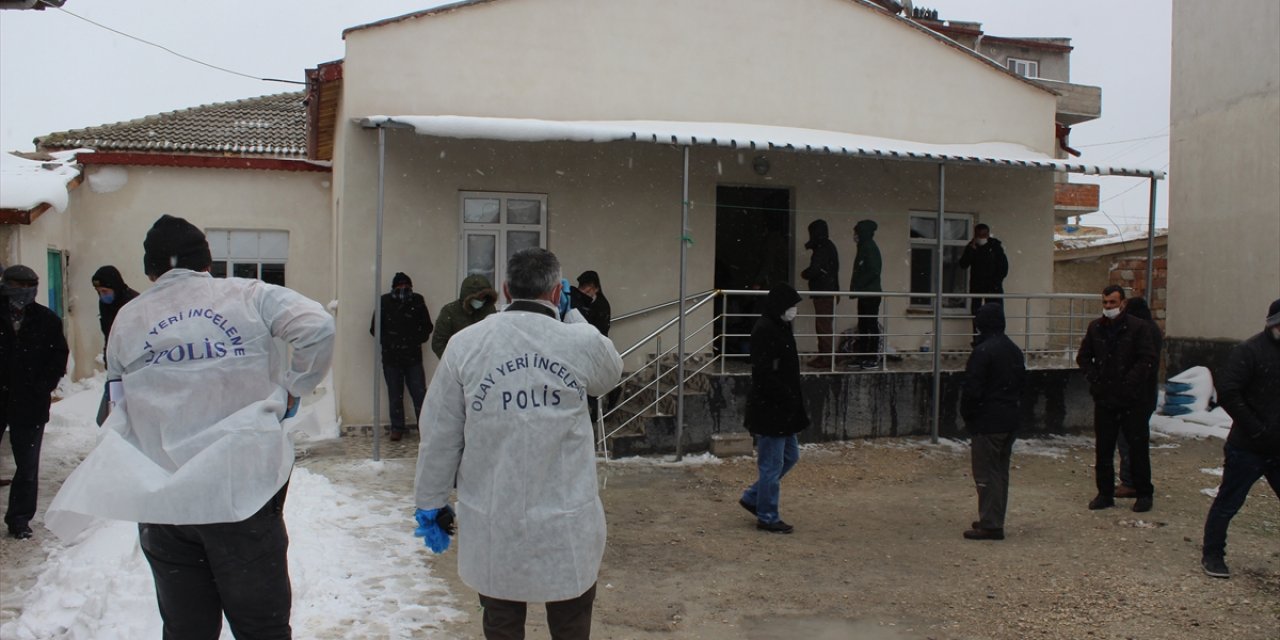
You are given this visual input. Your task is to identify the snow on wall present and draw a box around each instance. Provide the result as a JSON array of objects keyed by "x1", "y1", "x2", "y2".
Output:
[{"x1": 0, "y1": 150, "x2": 87, "y2": 212}]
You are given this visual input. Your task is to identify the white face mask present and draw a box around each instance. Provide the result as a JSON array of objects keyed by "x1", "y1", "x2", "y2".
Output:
[
  {"x1": 976, "y1": 238, "x2": 989, "y2": 247},
  {"x1": 1270, "y1": 327, "x2": 1280, "y2": 341},
  {"x1": 1102, "y1": 307, "x2": 1121, "y2": 320},
  {"x1": 782, "y1": 306, "x2": 799, "y2": 322},
  {"x1": 470, "y1": 299, "x2": 485, "y2": 310}
]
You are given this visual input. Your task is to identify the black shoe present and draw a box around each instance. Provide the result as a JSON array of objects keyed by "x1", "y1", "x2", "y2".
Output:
[
  {"x1": 8, "y1": 523, "x2": 32, "y2": 540},
  {"x1": 757, "y1": 520, "x2": 794, "y2": 534},
  {"x1": 1088, "y1": 495, "x2": 1115, "y2": 510},
  {"x1": 963, "y1": 527, "x2": 1005, "y2": 541},
  {"x1": 739, "y1": 498, "x2": 758, "y2": 516},
  {"x1": 1132, "y1": 496, "x2": 1153, "y2": 513},
  {"x1": 1201, "y1": 555, "x2": 1230, "y2": 579}
]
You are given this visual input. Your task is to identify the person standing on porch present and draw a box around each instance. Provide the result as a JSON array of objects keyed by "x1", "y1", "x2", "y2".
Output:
[
  {"x1": 849, "y1": 219, "x2": 883, "y2": 370},
  {"x1": 957, "y1": 224, "x2": 1009, "y2": 321},
  {"x1": 739, "y1": 283, "x2": 809, "y2": 534},
  {"x1": 431, "y1": 274, "x2": 498, "y2": 358},
  {"x1": 801, "y1": 219, "x2": 839, "y2": 368},
  {"x1": 370, "y1": 272, "x2": 433, "y2": 442},
  {"x1": 413, "y1": 248, "x2": 622, "y2": 640},
  {"x1": 961, "y1": 303, "x2": 1025, "y2": 541},
  {"x1": 1199, "y1": 299, "x2": 1280, "y2": 580},
  {"x1": 1076, "y1": 285, "x2": 1159, "y2": 513}
]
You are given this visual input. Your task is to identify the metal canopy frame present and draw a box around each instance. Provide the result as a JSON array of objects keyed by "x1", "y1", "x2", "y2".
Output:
[{"x1": 360, "y1": 118, "x2": 1164, "y2": 456}]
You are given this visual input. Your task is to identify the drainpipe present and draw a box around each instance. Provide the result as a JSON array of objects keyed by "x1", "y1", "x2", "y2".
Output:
[
  {"x1": 371, "y1": 126, "x2": 386, "y2": 462},
  {"x1": 675, "y1": 145, "x2": 690, "y2": 461},
  {"x1": 931, "y1": 163, "x2": 946, "y2": 444}
]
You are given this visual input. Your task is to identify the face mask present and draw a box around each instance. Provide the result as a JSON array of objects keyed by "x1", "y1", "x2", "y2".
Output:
[
  {"x1": 470, "y1": 299, "x2": 485, "y2": 310},
  {"x1": 1102, "y1": 307, "x2": 1121, "y2": 320},
  {"x1": 6, "y1": 286, "x2": 37, "y2": 310},
  {"x1": 976, "y1": 238, "x2": 988, "y2": 247},
  {"x1": 100, "y1": 292, "x2": 115, "y2": 304},
  {"x1": 782, "y1": 306, "x2": 799, "y2": 322},
  {"x1": 1270, "y1": 327, "x2": 1280, "y2": 342},
  {"x1": 392, "y1": 287, "x2": 411, "y2": 301}
]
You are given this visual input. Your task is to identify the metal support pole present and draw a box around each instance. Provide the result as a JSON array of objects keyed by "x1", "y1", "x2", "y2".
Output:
[
  {"x1": 654, "y1": 335, "x2": 663, "y2": 412},
  {"x1": 931, "y1": 163, "x2": 945, "y2": 444},
  {"x1": 1145, "y1": 178, "x2": 1158, "y2": 299},
  {"x1": 675, "y1": 146, "x2": 690, "y2": 461},
  {"x1": 371, "y1": 126, "x2": 387, "y2": 462}
]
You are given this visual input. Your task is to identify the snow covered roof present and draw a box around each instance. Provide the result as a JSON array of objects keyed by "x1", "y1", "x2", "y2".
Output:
[
  {"x1": 359, "y1": 115, "x2": 1168, "y2": 179},
  {"x1": 0, "y1": 150, "x2": 85, "y2": 218},
  {"x1": 37, "y1": 92, "x2": 307, "y2": 158}
]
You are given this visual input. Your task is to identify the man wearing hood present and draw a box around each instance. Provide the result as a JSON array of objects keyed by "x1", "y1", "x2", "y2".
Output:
[
  {"x1": 849, "y1": 219, "x2": 883, "y2": 369},
  {"x1": 961, "y1": 303, "x2": 1025, "y2": 541},
  {"x1": 570, "y1": 270, "x2": 611, "y2": 337},
  {"x1": 0, "y1": 265, "x2": 69, "y2": 538},
  {"x1": 739, "y1": 283, "x2": 810, "y2": 534},
  {"x1": 1200, "y1": 299, "x2": 1280, "y2": 580},
  {"x1": 1077, "y1": 285, "x2": 1159, "y2": 513},
  {"x1": 91, "y1": 265, "x2": 140, "y2": 349},
  {"x1": 432, "y1": 274, "x2": 498, "y2": 359},
  {"x1": 958, "y1": 224, "x2": 1010, "y2": 323},
  {"x1": 1114, "y1": 297, "x2": 1162, "y2": 498},
  {"x1": 371, "y1": 272, "x2": 433, "y2": 442},
  {"x1": 800, "y1": 219, "x2": 839, "y2": 368}
]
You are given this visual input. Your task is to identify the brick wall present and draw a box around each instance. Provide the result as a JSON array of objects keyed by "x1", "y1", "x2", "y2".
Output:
[{"x1": 1109, "y1": 257, "x2": 1168, "y2": 331}]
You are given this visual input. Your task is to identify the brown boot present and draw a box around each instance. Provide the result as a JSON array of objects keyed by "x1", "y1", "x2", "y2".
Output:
[
  {"x1": 389, "y1": 430, "x2": 404, "y2": 442},
  {"x1": 1115, "y1": 485, "x2": 1138, "y2": 498}
]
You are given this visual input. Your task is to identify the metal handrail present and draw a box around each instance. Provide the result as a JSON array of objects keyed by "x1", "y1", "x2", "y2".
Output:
[
  {"x1": 611, "y1": 289, "x2": 717, "y2": 323},
  {"x1": 617, "y1": 291, "x2": 718, "y2": 359}
]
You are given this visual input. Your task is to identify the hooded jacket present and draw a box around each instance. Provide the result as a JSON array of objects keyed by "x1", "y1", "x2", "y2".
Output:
[
  {"x1": 1122, "y1": 298, "x2": 1163, "y2": 411},
  {"x1": 957, "y1": 237, "x2": 1009, "y2": 294},
  {"x1": 370, "y1": 272, "x2": 433, "y2": 367},
  {"x1": 0, "y1": 297, "x2": 69, "y2": 426},
  {"x1": 800, "y1": 219, "x2": 840, "y2": 292},
  {"x1": 92, "y1": 266, "x2": 140, "y2": 344},
  {"x1": 570, "y1": 275, "x2": 612, "y2": 337},
  {"x1": 744, "y1": 284, "x2": 810, "y2": 436},
  {"x1": 961, "y1": 304, "x2": 1026, "y2": 434},
  {"x1": 432, "y1": 275, "x2": 498, "y2": 358},
  {"x1": 849, "y1": 220, "x2": 882, "y2": 293},
  {"x1": 1076, "y1": 311, "x2": 1159, "y2": 409},
  {"x1": 1217, "y1": 321, "x2": 1280, "y2": 456}
]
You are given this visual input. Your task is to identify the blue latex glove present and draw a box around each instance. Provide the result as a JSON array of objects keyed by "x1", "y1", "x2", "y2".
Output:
[
  {"x1": 558, "y1": 278, "x2": 573, "y2": 318},
  {"x1": 414, "y1": 506, "x2": 455, "y2": 554},
  {"x1": 283, "y1": 395, "x2": 300, "y2": 420}
]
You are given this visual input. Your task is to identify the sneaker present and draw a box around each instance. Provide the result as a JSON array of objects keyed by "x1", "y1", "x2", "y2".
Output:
[
  {"x1": 7, "y1": 523, "x2": 32, "y2": 540},
  {"x1": 1201, "y1": 555, "x2": 1230, "y2": 579},
  {"x1": 963, "y1": 527, "x2": 1005, "y2": 541},
  {"x1": 738, "y1": 498, "x2": 758, "y2": 516},
  {"x1": 859, "y1": 359, "x2": 879, "y2": 370},
  {"x1": 1132, "y1": 496, "x2": 1153, "y2": 513},
  {"x1": 1088, "y1": 495, "x2": 1115, "y2": 510},
  {"x1": 1115, "y1": 485, "x2": 1139, "y2": 498},
  {"x1": 757, "y1": 520, "x2": 794, "y2": 534}
]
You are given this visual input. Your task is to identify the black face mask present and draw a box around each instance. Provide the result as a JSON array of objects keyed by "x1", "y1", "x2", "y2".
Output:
[{"x1": 5, "y1": 286, "x2": 37, "y2": 311}]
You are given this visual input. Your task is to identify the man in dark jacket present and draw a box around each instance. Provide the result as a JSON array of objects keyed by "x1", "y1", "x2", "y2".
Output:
[
  {"x1": 1200, "y1": 299, "x2": 1280, "y2": 579},
  {"x1": 432, "y1": 275, "x2": 498, "y2": 359},
  {"x1": 849, "y1": 219, "x2": 883, "y2": 369},
  {"x1": 0, "y1": 265, "x2": 70, "y2": 539},
  {"x1": 91, "y1": 265, "x2": 140, "y2": 349},
  {"x1": 570, "y1": 270, "x2": 611, "y2": 337},
  {"x1": 800, "y1": 219, "x2": 840, "y2": 368},
  {"x1": 1115, "y1": 297, "x2": 1162, "y2": 498},
  {"x1": 961, "y1": 303, "x2": 1025, "y2": 541},
  {"x1": 957, "y1": 224, "x2": 1009, "y2": 319},
  {"x1": 370, "y1": 272, "x2": 433, "y2": 441},
  {"x1": 739, "y1": 283, "x2": 809, "y2": 534},
  {"x1": 1077, "y1": 285, "x2": 1159, "y2": 513}
]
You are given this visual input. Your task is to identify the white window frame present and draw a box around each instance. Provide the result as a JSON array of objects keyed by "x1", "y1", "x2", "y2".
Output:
[
  {"x1": 908, "y1": 211, "x2": 974, "y2": 311},
  {"x1": 1007, "y1": 57, "x2": 1039, "y2": 78},
  {"x1": 458, "y1": 192, "x2": 548, "y2": 294},
  {"x1": 207, "y1": 229, "x2": 289, "y2": 286}
]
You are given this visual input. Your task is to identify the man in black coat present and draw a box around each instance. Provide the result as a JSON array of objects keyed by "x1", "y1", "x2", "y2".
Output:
[
  {"x1": 1077, "y1": 285, "x2": 1159, "y2": 513},
  {"x1": 0, "y1": 265, "x2": 70, "y2": 539},
  {"x1": 91, "y1": 265, "x2": 140, "y2": 349},
  {"x1": 739, "y1": 283, "x2": 809, "y2": 534},
  {"x1": 370, "y1": 272, "x2": 433, "y2": 441},
  {"x1": 800, "y1": 219, "x2": 839, "y2": 369},
  {"x1": 958, "y1": 224, "x2": 1009, "y2": 313},
  {"x1": 1200, "y1": 298, "x2": 1280, "y2": 579},
  {"x1": 961, "y1": 304, "x2": 1025, "y2": 541},
  {"x1": 569, "y1": 270, "x2": 611, "y2": 337},
  {"x1": 1114, "y1": 297, "x2": 1162, "y2": 498}
]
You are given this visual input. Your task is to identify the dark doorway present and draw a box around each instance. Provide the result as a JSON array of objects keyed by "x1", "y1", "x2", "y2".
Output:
[{"x1": 714, "y1": 186, "x2": 792, "y2": 355}]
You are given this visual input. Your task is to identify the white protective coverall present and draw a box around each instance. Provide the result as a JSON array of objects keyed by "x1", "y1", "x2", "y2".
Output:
[
  {"x1": 46, "y1": 270, "x2": 334, "y2": 538},
  {"x1": 415, "y1": 301, "x2": 623, "y2": 603}
]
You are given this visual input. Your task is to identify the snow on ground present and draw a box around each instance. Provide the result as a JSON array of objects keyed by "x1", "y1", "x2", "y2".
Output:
[{"x1": 1, "y1": 377, "x2": 461, "y2": 640}]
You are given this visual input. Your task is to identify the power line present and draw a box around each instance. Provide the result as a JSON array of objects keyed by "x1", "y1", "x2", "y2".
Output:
[
  {"x1": 40, "y1": 1, "x2": 304, "y2": 85},
  {"x1": 1077, "y1": 133, "x2": 1169, "y2": 148}
]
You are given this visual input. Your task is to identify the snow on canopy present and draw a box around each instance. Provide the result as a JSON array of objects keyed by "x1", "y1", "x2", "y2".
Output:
[{"x1": 0, "y1": 150, "x2": 86, "y2": 213}]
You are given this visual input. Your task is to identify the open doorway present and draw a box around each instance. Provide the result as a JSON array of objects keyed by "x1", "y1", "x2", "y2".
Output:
[{"x1": 714, "y1": 186, "x2": 792, "y2": 354}]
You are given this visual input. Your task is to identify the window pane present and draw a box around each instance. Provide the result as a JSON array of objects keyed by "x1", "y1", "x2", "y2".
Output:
[
  {"x1": 942, "y1": 246, "x2": 968, "y2": 308},
  {"x1": 259, "y1": 231, "x2": 289, "y2": 261},
  {"x1": 910, "y1": 217, "x2": 936, "y2": 240},
  {"x1": 261, "y1": 263, "x2": 286, "y2": 286},
  {"x1": 210, "y1": 261, "x2": 228, "y2": 278},
  {"x1": 910, "y1": 247, "x2": 933, "y2": 305},
  {"x1": 229, "y1": 231, "x2": 259, "y2": 259},
  {"x1": 507, "y1": 199, "x2": 542, "y2": 225},
  {"x1": 506, "y1": 230, "x2": 541, "y2": 260},
  {"x1": 207, "y1": 231, "x2": 230, "y2": 259},
  {"x1": 467, "y1": 234, "x2": 497, "y2": 284},
  {"x1": 944, "y1": 218, "x2": 969, "y2": 241},
  {"x1": 233, "y1": 263, "x2": 259, "y2": 279},
  {"x1": 463, "y1": 198, "x2": 501, "y2": 224}
]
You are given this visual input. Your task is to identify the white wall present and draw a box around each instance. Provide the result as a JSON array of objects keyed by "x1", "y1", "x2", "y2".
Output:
[
  {"x1": 1168, "y1": 0, "x2": 1280, "y2": 341},
  {"x1": 7, "y1": 202, "x2": 75, "y2": 365}
]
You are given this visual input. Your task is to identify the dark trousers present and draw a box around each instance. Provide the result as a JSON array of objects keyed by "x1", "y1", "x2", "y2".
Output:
[
  {"x1": 478, "y1": 583, "x2": 597, "y2": 640},
  {"x1": 1, "y1": 423, "x2": 44, "y2": 530},
  {"x1": 855, "y1": 296, "x2": 881, "y2": 359},
  {"x1": 812, "y1": 296, "x2": 835, "y2": 359},
  {"x1": 139, "y1": 485, "x2": 292, "y2": 640},
  {"x1": 1202, "y1": 443, "x2": 1280, "y2": 559},
  {"x1": 971, "y1": 431, "x2": 1016, "y2": 529},
  {"x1": 1093, "y1": 404, "x2": 1153, "y2": 498},
  {"x1": 382, "y1": 361, "x2": 426, "y2": 433}
]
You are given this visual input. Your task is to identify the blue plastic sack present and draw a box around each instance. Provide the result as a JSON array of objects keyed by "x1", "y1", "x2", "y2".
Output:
[
  {"x1": 1164, "y1": 382, "x2": 1194, "y2": 394},
  {"x1": 1164, "y1": 394, "x2": 1197, "y2": 406}
]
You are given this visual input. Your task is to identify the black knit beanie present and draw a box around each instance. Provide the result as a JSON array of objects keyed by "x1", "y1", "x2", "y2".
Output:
[
  {"x1": 1267, "y1": 298, "x2": 1280, "y2": 327},
  {"x1": 143, "y1": 215, "x2": 211, "y2": 277}
]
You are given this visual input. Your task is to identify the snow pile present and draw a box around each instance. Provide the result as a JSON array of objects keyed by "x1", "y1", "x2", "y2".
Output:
[
  {"x1": 0, "y1": 150, "x2": 86, "y2": 213},
  {"x1": 1054, "y1": 227, "x2": 1167, "y2": 251},
  {"x1": 85, "y1": 166, "x2": 128, "y2": 194}
]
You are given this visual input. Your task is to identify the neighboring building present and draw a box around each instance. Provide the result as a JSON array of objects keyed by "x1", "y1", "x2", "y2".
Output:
[
  {"x1": 1166, "y1": 0, "x2": 1280, "y2": 374},
  {"x1": 1052, "y1": 227, "x2": 1169, "y2": 351}
]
